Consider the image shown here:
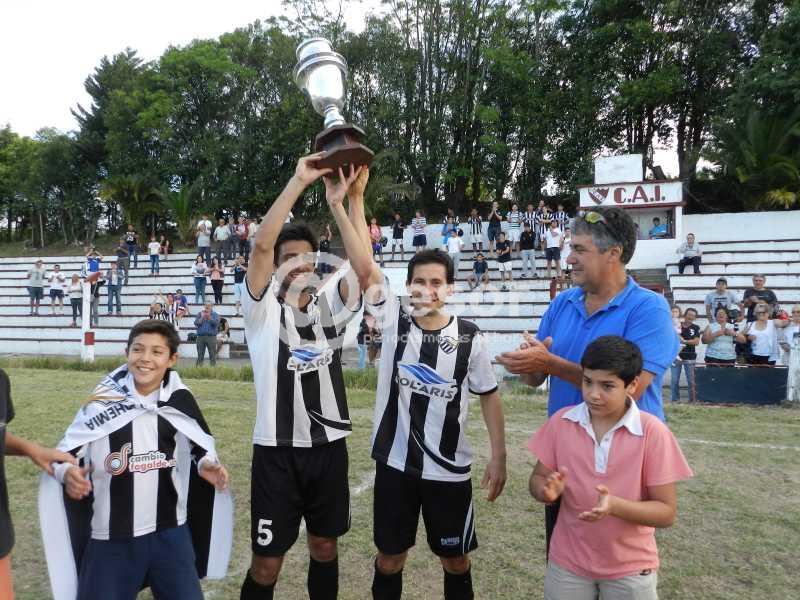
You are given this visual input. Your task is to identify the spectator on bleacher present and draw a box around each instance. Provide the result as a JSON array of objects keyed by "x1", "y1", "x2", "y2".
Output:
[
  {"x1": 67, "y1": 273, "x2": 82, "y2": 327},
  {"x1": 356, "y1": 314, "x2": 372, "y2": 370},
  {"x1": 209, "y1": 258, "x2": 225, "y2": 305},
  {"x1": 390, "y1": 212, "x2": 406, "y2": 260},
  {"x1": 446, "y1": 229, "x2": 465, "y2": 277},
  {"x1": 466, "y1": 208, "x2": 482, "y2": 253},
  {"x1": 114, "y1": 239, "x2": 130, "y2": 285},
  {"x1": 676, "y1": 233, "x2": 702, "y2": 274},
  {"x1": 520, "y1": 222, "x2": 537, "y2": 279},
  {"x1": 105, "y1": 261, "x2": 124, "y2": 316},
  {"x1": 216, "y1": 316, "x2": 231, "y2": 355},
  {"x1": 506, "y1": 203, "x2": 522, "y2": 254},
  {"x1": 411, "y1": 210, "x2": 427, "y2": 254},
  {"x1": 247, "y1": 216, "x2": 260, "y2": 259},
  {"x1": 440, "y1": 215, "x2": 457, "y2": 250},
  {"x1": 560, "y1": 227, "x2": 572, "y2": 274},
  {"x1": 197, "y1": 214, "x2": 213, "y2": 233},
  {"x1": 743, "y1": 302, "x2": 789, "y2": 365},
  {"x1": 147, "y1": 234, "x2": 161, "y2": 276},
  {"x1": 496, "y1": 231, "x2": 513, "y2": 291},
  {"x1": 173, "y1": 289, "x2": 189, "y2": 331},
  {"x1": 704, "y1": 277, "x2": 738, "y2": 318},
  {"x1": 235, "y1": 216, "x2": 250, "y2": 263},
  {"x1": 194, "y1": 302, "x2": 219, "y2": 367},
  {"x1": 46, "y1": 264, "x2": 67, "y2": 316},
  {"x1": 537, "y1": 205, "x2": 552, "y2": 250},
  {"x1": 195, "y1": 219, "x2": 212, "y2": 265},
  {"x1": 89, "y1": 273, "x2": 105, "y2": 327},
  {"x1": 149, "y1": 301, "x2": 170, "y2": 322},
  {"x1": 123, "y1": 224, "x2": 139, "y2": 269},
  {"x1": 370, "y1": 217, "x2": 385, "y2": 267},
  {"x1": 190, "y1": 256, "x2": 208, "y2": 305},
  {"x1": 318, "y1": 224, "x2": 333, "y2": 275},
  {"x1": 779, "y1": 306, "x2": 800, "y2": 365},
  {"x1": 84, "y1": 248, "x2": 102, "y2": 274},
  {"x1": 214, "y1": 217, "x2": 232, "y2": 265},
  {"x1": 702, "y1": 307, "x2": 739, "y2": 366},
  {"x1": 498, "y1": 206, "x2": 679, "y2": 558},
  {"x1": 159, "y1": 233, "x2": 170, "y2": 261},
  {"x1": 487, "y1": 201, "x2": 503, "y2": 257},
  {"x1": 544, "y1": 220, "x2": 563, "y2": 279},
  {"x1": 553, "y1": 203, "x2": 569, "y2": 231},
  {"x1": 742, "y1": 274, "x2": 778, "y2": 321},
  {"x1": 671, "y1": 308, "x2": 701, "y2": 402},
  {"x1": 648, "y1": 217, "x2": 668, "y2": 239},
  {"x1": 467, "y1": 252, "x2": 490, "y2": 291}
]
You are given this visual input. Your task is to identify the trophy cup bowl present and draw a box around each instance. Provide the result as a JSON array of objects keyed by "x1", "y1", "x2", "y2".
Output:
[{"x1": 294, "y1": 37, "x2": 374, "y2": 171}]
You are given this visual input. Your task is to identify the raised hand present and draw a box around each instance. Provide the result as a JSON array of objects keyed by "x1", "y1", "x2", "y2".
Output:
[
  {"x1": 323, "y1": 165, "x2": 363, "y2": 209},
  {"x1": 349, "y1": 165, "x2": 370, "y2": 200},
  {"x1": 64, "y1": 466, "x2": 92, "y2": 500},
  {"x1": 578, "y1": 485, "x2": 613, "y2": 521},
  {"x1": 540, "y1": 466, "x2": 568, "y2": 503},
  {"x1": 294, "y1": 152, "x2": 334, "y2": 187},
  {"x1": 496, "y1": 335, "x2": 553, "y2": 374},
  {"x1": 481, "y1": 455, "x2": 507, "y2": 502}
]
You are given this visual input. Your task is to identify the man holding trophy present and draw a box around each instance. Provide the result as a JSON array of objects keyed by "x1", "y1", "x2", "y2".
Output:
[{"x1": 239, "y1": 39, "x2": 374, "y2": 600}]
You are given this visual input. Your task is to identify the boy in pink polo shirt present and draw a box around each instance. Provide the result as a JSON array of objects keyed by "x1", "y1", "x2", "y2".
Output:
[{"x1": 528, "y1": 335, "x2": 692, "y2": 599}]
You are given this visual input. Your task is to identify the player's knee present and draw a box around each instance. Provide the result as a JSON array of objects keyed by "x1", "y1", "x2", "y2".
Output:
[
  {"x1": 440, "y1": 554, "x2": 470, "y2": 574},
  {"x1": 250, "y1": 555, "x2": 283, "y2": 585},
  {"x1": 308, "y1": 536, "x2": 338, "y2": 562},
  {"x1": 376, "y1": 551, "x2": 407, "y2": 575}
]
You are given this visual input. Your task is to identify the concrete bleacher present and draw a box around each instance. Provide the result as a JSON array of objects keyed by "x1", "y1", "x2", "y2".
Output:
[{"x1": 667, "y1": 238, "x2": 800, "y2": 362}]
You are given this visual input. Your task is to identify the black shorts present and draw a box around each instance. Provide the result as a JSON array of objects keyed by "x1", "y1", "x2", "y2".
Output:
[
  {"x1": 412, "y1": 234, "x2": 427, "y2": 247},
  {"x1": 487, "y1": 225, "x2": 501, "y2": 242},
  {"x1": 373, "y1": 461, "x2": 477, "y2": 558},
  {"x1": 545, "y1": 247, "x2": 561, "y2": 261},
  {"x1": 250, "y1": 439, "x2": 350, "y2": 556},
  {"x1": 49, "y1": 289, "x2": 64, "y2": 299}
]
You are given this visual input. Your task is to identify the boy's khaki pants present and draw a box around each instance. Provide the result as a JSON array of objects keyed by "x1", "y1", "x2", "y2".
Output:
[{"x1": 545, "y1": 561, "x2": 658, "y2": 600}]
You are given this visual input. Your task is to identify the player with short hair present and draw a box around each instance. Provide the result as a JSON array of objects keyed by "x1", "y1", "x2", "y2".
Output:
[
  {"x1": 339, "y1": 230, "x2": 507, "y2": 599},
  {"x1": 240, "y1": 153, "x2": 375, "y2": 600}
]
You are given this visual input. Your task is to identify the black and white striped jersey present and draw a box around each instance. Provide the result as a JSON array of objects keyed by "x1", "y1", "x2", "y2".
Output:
[
  {"x1": 522, "y1": 211, "x2": 537, "y2": 229},
  {"x1": 553, "y1": 210, "x2": 569, "y2": 230},
  {"x1": 242, "y1": 270, "x2": 361, "y2": 447},
  {"x1": 506, "y1": 211, "x2": 522, "y2": 230},
  {"x1": 467, "y1": 216, "x2": 482, "y2": 236},
  {"x1": 64, "y1": 385, "x2": 208, "y2": 541},
  {"x1": 367, "y1": 291, "x2": 498, "y2": 481}
]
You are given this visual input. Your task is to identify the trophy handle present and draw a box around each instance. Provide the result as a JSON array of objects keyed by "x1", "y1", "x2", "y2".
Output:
[{"x1": 314, "y1": 124, "x2": 375, "y2": 170}]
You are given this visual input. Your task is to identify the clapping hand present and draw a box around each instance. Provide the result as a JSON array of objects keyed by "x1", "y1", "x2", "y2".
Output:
[
  {"x1": 578, "y1": 485, "x2": 613, "y2": 522},
  {"x1": 496, "y1": 332, "x2": 553, "y2": 374}
]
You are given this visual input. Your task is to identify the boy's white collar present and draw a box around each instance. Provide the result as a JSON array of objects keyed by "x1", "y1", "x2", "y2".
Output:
[{"x1": 562, "y1": 397, "x2": 643, "y2": 437}]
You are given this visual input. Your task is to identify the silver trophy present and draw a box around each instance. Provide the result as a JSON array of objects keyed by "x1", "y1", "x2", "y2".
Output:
[{"x1": 293, "y1": 37, "x2": 374, "y2": 170}]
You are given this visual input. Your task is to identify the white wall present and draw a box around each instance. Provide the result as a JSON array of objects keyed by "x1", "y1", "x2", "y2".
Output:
[{"x1": 683, "y1": 210, "x2": 800, "y2": 242}]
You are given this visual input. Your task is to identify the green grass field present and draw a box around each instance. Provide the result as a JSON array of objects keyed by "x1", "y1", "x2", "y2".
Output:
[{"x1": 4, "y1": 367, "x2": 800, "y2": 599}]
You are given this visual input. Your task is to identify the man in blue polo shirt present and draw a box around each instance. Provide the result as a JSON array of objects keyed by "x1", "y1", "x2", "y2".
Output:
[{"x1": 496, "y1": 206, "x2": 678, "y2": 554}]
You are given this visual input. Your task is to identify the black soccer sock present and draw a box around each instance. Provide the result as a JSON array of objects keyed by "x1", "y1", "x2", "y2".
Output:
[
  {"x1": 372, "y1": 559, "x2": 403, "y2": 600},
  {"x1": 444, "y1": 566, "x2": 474, "y2": 600},
  {"x1": 308, "y1": 556, "x2": 339, "y2": 600},
  {"x1": 241, "y1": 569, "x2": 275, "y2": 600}
]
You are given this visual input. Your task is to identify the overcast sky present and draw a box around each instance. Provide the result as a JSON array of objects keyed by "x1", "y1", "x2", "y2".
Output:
[{"x1": 1, "y1": 0, "x2": 682, "y2": 177}]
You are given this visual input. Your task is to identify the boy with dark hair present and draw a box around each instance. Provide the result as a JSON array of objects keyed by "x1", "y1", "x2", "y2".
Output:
[
  {"x1": 390, "y1": 212, "x2": 406, "y2": 261},
  {"x1": 340, "y1": 232, "x2": 507, "y2": 598},
  {"x1": 466, "y1": 253, "x2": 490, "y2": 291},
  {"x1": 495, "y1": 231, "x2": 513, "y2": 291},
  {"x1": 671, "y1": 308, "x2": 700, "y2": 403},
  {"x1": 529, "y1": 335, "x2": 692, "y2": 599},
  {"x1": 240, "y1": 154, "x2": 374, "y2": 600},
  {"x1": 519, "y1": 222, "x2": 537, "y2": 279},
  {"x1": 1, "y1": 368, "x2": 76, "y2": 599},
  {"x1": 41, "y1": 319, "x2": 232, "y2": 600}
]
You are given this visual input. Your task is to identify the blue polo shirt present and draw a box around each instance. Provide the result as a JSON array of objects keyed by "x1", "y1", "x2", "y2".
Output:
[{"x1": 537, "y1": 276, "x2": 678, "y2": 421}]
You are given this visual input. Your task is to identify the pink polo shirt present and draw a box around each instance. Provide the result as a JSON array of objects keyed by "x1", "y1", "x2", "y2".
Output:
[{"x1": 528, "y1": 401, "x2": 693, "y2": 580}]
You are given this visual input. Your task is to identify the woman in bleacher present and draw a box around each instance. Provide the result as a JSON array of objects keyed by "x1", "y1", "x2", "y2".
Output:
[
  {"x1": 779, "y1": 306, "x2": 800, "y2": 365},
  {"x1": 702, "y1": 307, "x2": 739, "y2": 366},
  {"x1": 743, "y1": 302, "x2": 790, "y2": 365}
]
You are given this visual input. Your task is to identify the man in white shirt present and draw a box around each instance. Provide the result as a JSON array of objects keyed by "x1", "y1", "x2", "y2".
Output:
[
  {"x1": 446, "y1": 230, "x2": 465, "y2": 277},
  {"x1": 544, "y1": 221, "x2": 563, "y2": 279},
  {"x1": 47, "y1": 264, "x2": 67, "y2": 316}
]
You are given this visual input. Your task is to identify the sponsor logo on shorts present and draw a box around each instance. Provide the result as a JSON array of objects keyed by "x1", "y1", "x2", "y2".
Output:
[
  {"x1": 287, "y1": 345, "x2": 333, "y2": 373},
  {"x1": 397, "y1": 363, "x2": 457, "y2": 400},
  {"x1": 440, "y1": 536, "x2": 461, "y2": 547},
  {"x1": 104, "y1": 442, "x2": 177, "y2": 475}
]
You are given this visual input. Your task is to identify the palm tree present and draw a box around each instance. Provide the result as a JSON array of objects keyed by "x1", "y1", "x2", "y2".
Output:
[
  {"x1": 100, "y1": 175, "x2": 165, "y2": 233},
  {"x1": 164, "y1": 183, "x2": 200, "y2": 245},
  {"x1": 717, "y1": 109, "x2": 800, "y2": 209},
  {"x1": 362, "y1": 150, "x2": 420, "y2": 220}
]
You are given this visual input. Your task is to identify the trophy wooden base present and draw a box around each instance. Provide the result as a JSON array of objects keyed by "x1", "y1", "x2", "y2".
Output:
[{"x1": 314, "y1": 124, "x2": 374, "y2": 170}]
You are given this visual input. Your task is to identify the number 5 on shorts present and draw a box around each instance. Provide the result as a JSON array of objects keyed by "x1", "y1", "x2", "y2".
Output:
[{"x1": 256, "y1": 519, "x2": 273, "y2": 546}]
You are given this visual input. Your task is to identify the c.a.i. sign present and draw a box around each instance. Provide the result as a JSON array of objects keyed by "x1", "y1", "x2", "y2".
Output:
[{"x1": 578, "y1": 180, "x2": 683, "y2": 208}]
